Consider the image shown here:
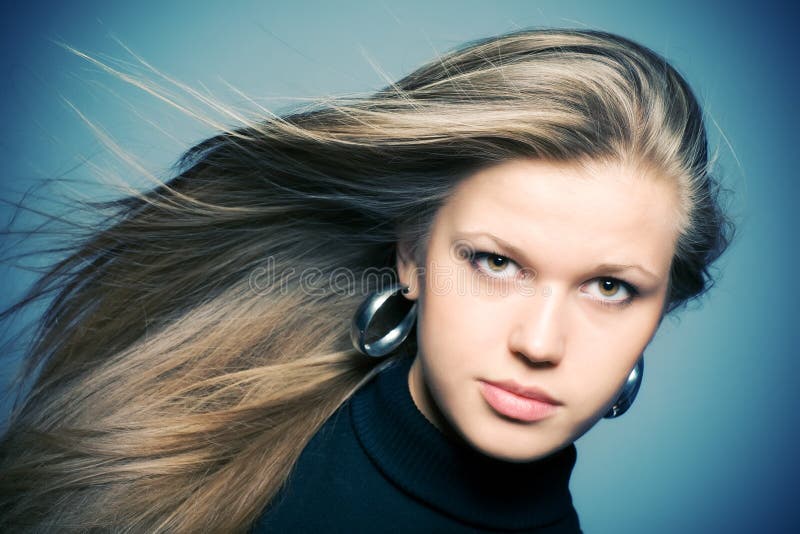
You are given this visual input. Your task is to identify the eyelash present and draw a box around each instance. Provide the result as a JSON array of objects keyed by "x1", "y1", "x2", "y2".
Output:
[{"x1": 465, "y1": 249, "x2": 641, "y2": 309}]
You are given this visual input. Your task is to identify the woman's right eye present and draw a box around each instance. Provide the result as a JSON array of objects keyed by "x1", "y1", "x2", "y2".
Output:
[{"x1": 467, "y1": 251, "x2": 522, "y2": 280}]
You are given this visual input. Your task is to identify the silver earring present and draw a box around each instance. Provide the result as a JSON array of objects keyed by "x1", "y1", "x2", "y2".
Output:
[
  {"x1": 350, "y1": 282, "x2": 418, "y2": 358},
  {"x1": 604, "y1": 354, "x2": 644, "y2": 419}
]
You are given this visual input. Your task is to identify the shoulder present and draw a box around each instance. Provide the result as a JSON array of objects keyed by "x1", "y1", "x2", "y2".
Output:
[
  {"x1": 251, "y1": 392, "x2": 394, "y2": 532},
  {"x1": 251, "y1": 372, "x2": 461, "y2": 533}
]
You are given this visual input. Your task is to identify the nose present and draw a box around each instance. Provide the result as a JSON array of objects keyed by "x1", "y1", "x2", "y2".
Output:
[{"x1": 507, "y1": 287, "x2": 566, "y2": 367}]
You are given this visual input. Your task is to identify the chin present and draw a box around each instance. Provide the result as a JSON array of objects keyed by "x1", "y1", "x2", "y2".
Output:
[
  {"x1": 461, "y1": 425, "x2": 568, "y2": 464},
  {"x1": 474, "y1": 440, "x2": 562, "y2": 464}
]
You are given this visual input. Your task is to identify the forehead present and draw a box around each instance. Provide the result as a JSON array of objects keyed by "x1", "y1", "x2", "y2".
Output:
[{"x1": 438, "y1": 158, "x2": 680, "y2": 277}]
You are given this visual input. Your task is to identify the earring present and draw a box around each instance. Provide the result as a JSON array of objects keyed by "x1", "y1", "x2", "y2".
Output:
[
  {"x1": 350, "y1": 282, "x2": 418, "y2": 358},
  {"x1": 604, "y1": 354, "x2": 644, "y2": 419}
]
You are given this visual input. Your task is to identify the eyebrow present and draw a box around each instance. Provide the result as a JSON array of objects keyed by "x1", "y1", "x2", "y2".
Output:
[{"x1": 455, "y1": 231, "x2": 661, "y2": 282}]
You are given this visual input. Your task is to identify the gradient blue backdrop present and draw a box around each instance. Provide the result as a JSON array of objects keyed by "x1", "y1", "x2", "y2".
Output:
[{"x1": 1, "y1": 1, "x2": 796, "y2": 532}]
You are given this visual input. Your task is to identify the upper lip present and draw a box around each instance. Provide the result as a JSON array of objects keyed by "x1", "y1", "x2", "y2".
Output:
[{"x1": 482, "y1": 379, "x2": 563, "y2": 405}]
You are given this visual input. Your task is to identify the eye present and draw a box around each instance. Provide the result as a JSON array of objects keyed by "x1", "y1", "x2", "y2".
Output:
[
  {"x1": 582, "y1": 278, "x2": 639, "y2": 308},
  {"x1": 467, "y1": 251, "x2": 522, "y2": 280}
]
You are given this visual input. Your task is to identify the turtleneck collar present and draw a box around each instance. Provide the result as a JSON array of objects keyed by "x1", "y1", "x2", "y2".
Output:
[{"x1": 350, "y1": 354, "x2": 579, "y2": 531}]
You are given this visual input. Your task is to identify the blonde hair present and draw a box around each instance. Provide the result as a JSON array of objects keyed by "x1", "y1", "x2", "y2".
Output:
[{"x1": 0, "y1": 28, "x2": 734, "y2": 531}]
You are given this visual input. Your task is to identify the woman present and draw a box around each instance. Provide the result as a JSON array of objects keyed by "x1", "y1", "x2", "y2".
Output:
[{"x1": 0, "y1": 28, "x2": 733, "y2": 532}]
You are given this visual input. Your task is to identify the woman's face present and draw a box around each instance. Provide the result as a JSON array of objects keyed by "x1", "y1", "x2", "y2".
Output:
[{"x1": 396, "y1": 158, "x2": 680, "y2": 462}]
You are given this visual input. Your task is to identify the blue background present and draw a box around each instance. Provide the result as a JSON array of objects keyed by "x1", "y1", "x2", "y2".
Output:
[{"x1": 0, "y1": 1, "x2": 796, "y2": 532}]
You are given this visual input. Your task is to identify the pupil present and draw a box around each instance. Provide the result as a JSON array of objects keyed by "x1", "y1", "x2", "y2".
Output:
[
  {"x1": 601, "y1": 280, "x2": 616, "y2": 294},
  {"x1": 491, "y1": 256, "x2": 505, "y2": 267}
]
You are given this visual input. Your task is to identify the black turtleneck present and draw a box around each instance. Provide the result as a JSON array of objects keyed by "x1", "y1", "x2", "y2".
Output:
[{"x1": 252, "y1": 355, "x2": 582, "y2": 533}]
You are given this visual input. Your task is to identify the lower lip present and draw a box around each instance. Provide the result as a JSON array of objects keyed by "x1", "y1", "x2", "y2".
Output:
[{"x1": 479, "y1": 381, "x2": 559, "y2": 422}]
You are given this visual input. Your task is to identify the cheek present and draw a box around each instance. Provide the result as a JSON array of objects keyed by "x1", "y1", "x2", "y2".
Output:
[
  {"x1": 563, "y1": 307, "x2": 661, "y2": 402},
  {"x1": 418, "y1": 279, "x2": 506, "y2": 371}
]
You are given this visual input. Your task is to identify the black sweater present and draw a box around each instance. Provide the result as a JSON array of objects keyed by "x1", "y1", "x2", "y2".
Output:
[{"x1": 252, "y1": 355, "x2": 582, "y2": 533}]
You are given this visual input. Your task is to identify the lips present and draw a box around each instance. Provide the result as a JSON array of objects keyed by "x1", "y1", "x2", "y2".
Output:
[
  {"x1": 481, "y1": 379, "x2": 562, "y2": 405},
  {"x1": 478, "y1": 379, "x2": 561, "y2": 422}
]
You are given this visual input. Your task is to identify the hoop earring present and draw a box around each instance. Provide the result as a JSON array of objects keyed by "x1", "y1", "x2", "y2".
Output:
[
  {"x1": 604, "y1": 354, "x2": 644, "y2": 419},
  {"x1": 350, "y1": 282, "x2": 418, "y2": 358}
]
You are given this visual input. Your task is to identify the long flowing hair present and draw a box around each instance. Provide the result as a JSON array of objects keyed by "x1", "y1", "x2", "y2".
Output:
[{"x1": 0, "y1": 28, "x2": 735, "y2": 532}]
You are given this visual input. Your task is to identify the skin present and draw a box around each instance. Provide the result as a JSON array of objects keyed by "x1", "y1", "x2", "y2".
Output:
[{"x1": 396, "y1": 157, "x2": 681, "y2": 462}]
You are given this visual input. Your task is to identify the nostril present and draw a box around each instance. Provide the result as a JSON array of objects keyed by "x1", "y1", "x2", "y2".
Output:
[{"x1": 516, "y1": 352, "x2": 558, "y2": 369}]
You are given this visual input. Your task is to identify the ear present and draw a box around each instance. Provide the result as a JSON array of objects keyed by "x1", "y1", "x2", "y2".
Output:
[{"x1": 395, "y1": 240, "x2": 421, "y2": 300}]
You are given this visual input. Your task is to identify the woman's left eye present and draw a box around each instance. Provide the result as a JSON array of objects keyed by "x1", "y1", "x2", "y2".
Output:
[
  {"x1": 582, "y1": 278, "x2": 639, "y2": 308},
  {"x1": 468, "y1": 251, "x2": 521, "y2": 279}
]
